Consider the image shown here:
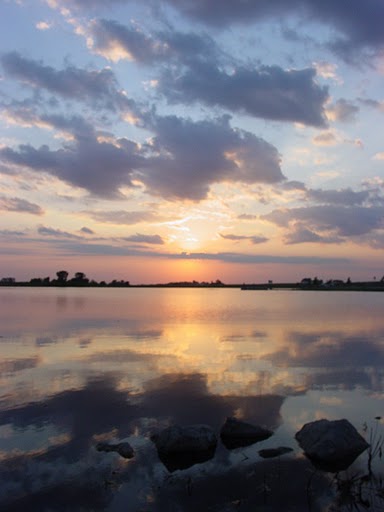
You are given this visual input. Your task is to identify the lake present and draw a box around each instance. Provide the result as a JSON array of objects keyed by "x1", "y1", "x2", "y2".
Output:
[{"x1": 1, "y1": 287, "x2": 384, "y2": 511}]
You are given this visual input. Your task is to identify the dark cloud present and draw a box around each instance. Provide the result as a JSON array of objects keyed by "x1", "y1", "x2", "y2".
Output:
[
  {"x1": 0, "y1": 110, "x2": 283, "y2": 201},
  {"x1": 38, "y1": 226, "x2": 82, "y2": 239},
  {"x1": 220, "y1": 233, "x2": 268, "y2": 244},
  {"x1": 122, "y1": 233, "x2": 165, "y2": 244},
  {"x1": 0, "y1": 196, "x2": 44, "y2": 215},
  {"x1": 0, "y1": 229, "x2": 26, "y2": 236},
  {"x1": 40, "y1": 113, "x2": 96, "y2": 139},
  {"x1": 306, "y1": 187, "x2": 370, "y2": 206},
  {"x1": 282, "y1": 180, "x2": 307, "y2": 191},
  {"x1": 162, "y1": 0, "x2": 384, "y2": 60},
  {"x1": 159, "y1": 63, "x2": 328, "y2": 127},
  {"x1": 0, "y1": 134, "x2": 143, "y2": 198},
  {"x1": 1, "y1": 52, "x2": 135, "y2": 113},
  {"x1": 284, "y1": 225, "x2": 344, "y2": 245},
  {"x1": 90, "y1": 19, "x2": 216, "y2": 64},
  {"x1": 80, "y1": 226, "x2": 94, "y2": 235},
  {"x1": 90, "y1": 19, "x2": 328, "y2": 126},
  {"x1": 263, "y1": 205, "x2": 384, "y2": 237},
  {"x1": 140, "y1": 114, "x2": 284, "y2": 200}
]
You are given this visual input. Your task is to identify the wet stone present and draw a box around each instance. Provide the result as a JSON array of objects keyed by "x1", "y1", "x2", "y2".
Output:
[
  {"x1": 295, "y1": 418, "x2": 369, "y2": 472},
  {"x1": 96, "y1": 441, "x2": 134, "y2": 459},
  {"x1": 151, "y1": 424, "x2": 217, "y2": 472}
]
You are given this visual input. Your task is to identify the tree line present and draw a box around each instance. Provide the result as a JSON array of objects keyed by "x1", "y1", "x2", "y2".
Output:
[{"x1": 0, "y1": 271, "x2": 130, "y2": 287}]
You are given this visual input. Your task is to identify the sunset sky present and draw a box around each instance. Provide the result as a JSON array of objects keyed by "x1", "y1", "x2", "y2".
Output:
[{"x1": 1, "y1": 0, "x2": 384, "y2": 284}]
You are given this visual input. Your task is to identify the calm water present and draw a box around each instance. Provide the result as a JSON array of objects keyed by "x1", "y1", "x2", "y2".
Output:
[{"x1": 1, "y1": 287, "x2": 384, "y2": 511}]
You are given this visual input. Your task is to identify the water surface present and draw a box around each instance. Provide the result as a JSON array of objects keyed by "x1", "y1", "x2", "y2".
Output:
[{"x1": 1, "y1": 287, "x2": 384, "y2": 511}]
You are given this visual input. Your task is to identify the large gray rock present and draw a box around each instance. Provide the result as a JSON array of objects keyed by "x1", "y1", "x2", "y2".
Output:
[
  {"x1": 295, "y1": 418, "x2": 369, "y2": 471},
  {"x1": 151, "y1": 424, "x2": 217, "y2": 471},
  {"x1": 220, "y1": 417, "x2": 273, "y2": 449}
]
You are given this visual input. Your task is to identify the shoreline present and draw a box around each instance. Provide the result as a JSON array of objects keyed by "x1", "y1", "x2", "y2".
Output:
[{"x1": 2, "y1": 281, "x2": 384, "y2": 291}]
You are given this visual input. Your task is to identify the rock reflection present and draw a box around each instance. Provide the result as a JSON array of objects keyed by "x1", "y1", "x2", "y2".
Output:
[{"x1": 140, "y1": 373, "x2": 285, "y2": 433}]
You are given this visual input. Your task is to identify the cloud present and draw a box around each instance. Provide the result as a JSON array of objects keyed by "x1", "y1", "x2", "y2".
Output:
[
  {"x1": 48, "y1": 0, "x2": 124, "y2": 9},
  {"x1": 281, "y1": 180, "x2": 307, "y2": 191},
  {"x1": 237, "y1": 214, "x2": 257, "y2": 220},
  {"x1": 263, "y1": 205, "x2": 384, "y2": 237},
  {"x1": 89, "y1": 19, "x2": 216, "y2": 64},
  {"x1": 162, "y1": 0, "x2": 384, "y2": 60},
  {"x1": 140, "y1": 114, "x2": 284, "y2": 200},
  {"x1": 0, "y1": 134, "x2": 143, "y2": 198},
  {"x1": 326, "y1": 99, "x2": 359, "y2": 122},
  {"x1": 80, "y1": 226, "x2": 94, "y2": 235},
  {"x1": 0, "y1": 230, "x2": 26, "y2": 236},
  {"x1": 284, "y1": 225, "x2": 344, "y2": 245},
  {"x1": 38, "y1": 226, "x2": 82, "y2": 239},
  {"x1": 89, "y1": 19, "x2": 163, "y2": 63},
  {"x1": 122, "y1": 233, "x2": 165, "y2": 245},
  {"x1": 88, "y1": 20, "x2": 327, "y2": 126},
  {"x1": 306, "y1": 187, "x2": 370, "y2": 206},
  {"x1": 173, "y1": 251, "x2": 349, "y2": 265},
  {"x1": 220, "y1": 233, "x2": 269, "y2": 244},
  {"x1": 0, "y1": 196, "x2": 44, "y2": 215},
  {"x1": 159, "y1": 63, "x2": 328, "y2": 127},
  {"x1": 312, "y1": 131, "x2": 338, "y2": 146},
  {"x1": 1, "y1": 109, "x2": 283, "y2": 201},
  {"x1": 1, "y1": 52, "x2": 135, "y2": 113},
  {"x1": 13, "y1": 234, "x2": 349, "y2": 266},
  {"x1": 358, "y1": 98, "x2": 384, "y2": 111},
  {"x1": 36, "y1": 21, "x2": 52, "y2": 31},
  {"x1": 87, "y1": 210, "x2": 164, "y2": 224}
]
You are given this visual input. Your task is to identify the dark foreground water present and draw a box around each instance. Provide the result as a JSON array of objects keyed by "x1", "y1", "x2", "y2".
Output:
[{"x1": 1, "y1": 287, "x2": 384, "y2": 511}]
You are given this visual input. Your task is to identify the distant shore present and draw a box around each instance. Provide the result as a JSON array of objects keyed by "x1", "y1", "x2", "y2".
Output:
[{"x1": 1, "y1": 280, "x2": 384, "y2": 291}]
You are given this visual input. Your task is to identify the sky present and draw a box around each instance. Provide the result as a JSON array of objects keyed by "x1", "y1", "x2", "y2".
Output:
[{"x1": 1, "y1": 0, "x2": 384, "y2": 284}]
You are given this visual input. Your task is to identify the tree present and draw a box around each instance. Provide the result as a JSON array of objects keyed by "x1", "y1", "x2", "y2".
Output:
[{"x1": 56, "y1": 270, "x2": 68, "y2": 283}]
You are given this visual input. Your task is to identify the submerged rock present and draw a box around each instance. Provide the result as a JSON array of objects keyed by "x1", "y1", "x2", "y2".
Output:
[
  {"x1": 220, "y1": 417, "x2": 273, "y2": 449},
  {"x1": 96, "y1": 441, "x2": 134, "y2": 459},
  {"x1": 151, "y1": 424, "x2": 217, "y2": 472},
  {"x1": 258, "y1": 446, "x2": 293, "y2": 459},
  {"x1": 295, "y1": 418, "x2": 369, "y2": 472}
]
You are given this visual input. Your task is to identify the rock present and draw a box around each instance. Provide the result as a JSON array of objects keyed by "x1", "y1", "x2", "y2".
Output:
[
  {"x1": 151, "y1": 424, "x2": 217, "y2": 471},
  {"x1": 220, "y1": 417, "x2": 273, "y2": 449},
  {"x1": 258, "y1": 446, "x2": 293, "y2": 459},
  {"x1": 96, "y1": 441, "x2": 134, "y2": 459},
  {"x1": 295, "y1": 418, "x2": 369, "y2": 472}
]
